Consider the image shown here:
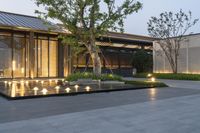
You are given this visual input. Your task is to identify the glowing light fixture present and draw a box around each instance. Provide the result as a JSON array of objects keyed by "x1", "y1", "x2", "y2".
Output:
[
  {"x1": 147, "y1": 73, "x2": 152, "y2": 77},
  {"x1": 21, "y1": 67, "x2": 24, "y2": 74},
  {"x1": 41, "y1": 88, "x2": 48, "y2": 95},
  {"x1": 55, "y1": 86, "x2": 60, "y2": 90},
  {"x1": 20, "y1": 80, "x2": 24, "y2": 84},
  {"x1": 74, "y1": 85, "x2": 79, "y2": 92},
  {"x1": 151, "y1": 77, "x2": 156, "y2": 82},
  {"x1": 4, "y1": 81, "x2": 7, "y2": 84},
  {"x1": 25, "y1": 81, "x2": 29, "y2": 85},
  {"x1": 33, "y1": 87, "x2": 39, "y2": 95},
  {"x1": 33, "y1": 87, "x2": 39, "y2": 91},
  {"x1": 55, "y1": 86, "x2": 60, "y2": 93},
  {"x1": 65, "y1": 87, "x2": 71, "y2": 93},
  {"x1": 55, "y1": 80, "x2": 58, "y2": 84},
  {"x1": 85, "y1": 86, "x2": 91, "y2": 92},
  {"x1": 41, "y1": 81, "x2": 44, "y2": 84},
  {"x1": 8, "y1": 82, "x2": 12, "y2": 85},
  {"x1": 36, "y1": 80, "x2": 39, "y2": 83}
]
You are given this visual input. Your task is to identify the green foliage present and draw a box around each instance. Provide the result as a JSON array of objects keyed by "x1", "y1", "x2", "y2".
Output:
[
  {"x1": 132, "y1": 50, "x2": 152, "y2": 73},
  {"x1": 148, "y1": 9, "x2": 198, "y2": 38},
  {"x1": 34, "y1": 0, "x2": 142, "y2": 75},
  {"x1": 66, "y1": 72, "x2": 122, "y2": 81},
  {"x1": 134, "y1": 73, "x2": 200, "y2": 81},
  {"x1": 34, "y1": 0, "x2": 142, "y2": 53},
  {"x1": 125, "y1": 80, "x2": 167, "y2": 88}
]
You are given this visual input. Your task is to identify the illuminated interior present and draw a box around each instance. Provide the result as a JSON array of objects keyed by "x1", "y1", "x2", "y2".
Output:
[{"x1": 0, "y1": 31, "x2": 59, "y2": 78}]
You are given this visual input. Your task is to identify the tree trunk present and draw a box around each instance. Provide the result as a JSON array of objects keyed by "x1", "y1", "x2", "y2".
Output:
[
  {"x1": 91, "y1": 51, "x2": 101, "y2": 76},
  {"x1": 87, "y1": 34, "x2": 102, "y2": 76}
]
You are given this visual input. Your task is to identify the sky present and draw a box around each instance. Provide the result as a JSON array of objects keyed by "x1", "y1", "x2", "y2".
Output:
[{"x1": 0, "y1": 0, "x2": 200, "y2": 36}]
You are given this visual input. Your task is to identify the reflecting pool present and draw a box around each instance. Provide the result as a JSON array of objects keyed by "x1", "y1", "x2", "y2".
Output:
[{"x1": 0, "y1": 79, "x2": 150, "y2": 99}]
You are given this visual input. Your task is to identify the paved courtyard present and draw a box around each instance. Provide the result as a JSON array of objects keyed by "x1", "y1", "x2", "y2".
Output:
[{"x1": 1, "y1": 79, "x2": 200, "y2": 132}]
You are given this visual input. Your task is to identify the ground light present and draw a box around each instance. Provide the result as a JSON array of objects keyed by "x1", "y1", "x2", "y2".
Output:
[
  {"x1": 147, "y1": 73, "x2": 152, "y2": 77},
  {"x1": 85, "y1": 86, "x2": 91, "y2": 92},
  {"x1": 74, "y1": 85, "x2": 79, "y2": 92},
  {"x1": 65, "y1": 87, "x2": 71, "y2": 93},
  {"x1": 33, "y1": 87, "x2": 39, "y2": 95},
  {"x1": 151, "y1": 77, "x2": 156, "y2": 82},
  {"x1": 41, "y1": 88, "x2": 48, "y2": 95},
  {"x1": 55, "y1": 86, "x2": 60, "y2": 93}
]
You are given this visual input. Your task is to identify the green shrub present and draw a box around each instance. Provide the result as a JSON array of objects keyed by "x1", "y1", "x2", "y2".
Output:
[
  {"x1": 66, "y1": 72, "x2": 122, "y2": 81},
  {"x1": 134, "y1": 73, "x2": 200, "y2": 81}
]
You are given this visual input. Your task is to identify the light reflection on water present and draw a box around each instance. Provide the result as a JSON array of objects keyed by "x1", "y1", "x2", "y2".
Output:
[
  {"x1": 1, "y1": 80, "x2": 96, "y2": 98},
  {"x1": 149, "y1": 88, "x2": 157, "y2": 101},
  {"x1": 0, "y1": 80, "x2": 144, "y2": 99}
]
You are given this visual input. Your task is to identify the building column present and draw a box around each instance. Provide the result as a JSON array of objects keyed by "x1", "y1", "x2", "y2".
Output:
[
  {"x1": 29, "y1": 32, "x2": 35, "y2": 78},
  {"x1": 58, "y1": 39, "x2": 64, "y2": 77},
  {"x1": 186, "y1": 39, "x2": 189, "y2": 73},
  {"x1": 67, "y1": 45, "x2": 72, "y2": 75}
]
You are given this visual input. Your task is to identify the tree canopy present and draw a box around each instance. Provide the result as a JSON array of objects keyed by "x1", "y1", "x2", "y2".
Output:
[
  {"x1": 34, "y1": 0, "x2": 142, "y2": 75},
  {"x1": 148, "y1": 10, "x2": 198, "y2": 73}
]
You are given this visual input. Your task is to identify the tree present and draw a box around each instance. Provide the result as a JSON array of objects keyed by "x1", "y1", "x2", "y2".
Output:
[
  {"x1": 147, "y1": 10, "x2": 198, "y2": 73},
  {"x1": 34, "y1": 0, "x2": 142, "y2": 76},
  {"x1": 132, "y1": 50, "x2": 152, "y2": 73}
]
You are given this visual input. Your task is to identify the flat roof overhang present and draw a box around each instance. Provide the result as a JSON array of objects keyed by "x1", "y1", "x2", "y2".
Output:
[
  {"x1": 0, "y1": 25, "x2": 153, "y2": 49},
  {"x1": 0, "y1": 24, "x2": 62, "y2": 35}
]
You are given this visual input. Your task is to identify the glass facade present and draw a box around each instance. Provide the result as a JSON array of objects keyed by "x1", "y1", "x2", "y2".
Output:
[
  {"x1": 0, "y1": 31, "x2": 59, "y2": 79},
  {"x1": 0, "y1": 34, "x2": 12, "y2": 78}
]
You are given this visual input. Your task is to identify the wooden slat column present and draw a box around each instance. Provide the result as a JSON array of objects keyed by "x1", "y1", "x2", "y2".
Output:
[{"x1": 58, "y1": 39, "x2": 64, "y2": 77}]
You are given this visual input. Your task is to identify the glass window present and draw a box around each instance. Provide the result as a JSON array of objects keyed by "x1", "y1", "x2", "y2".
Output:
[
  {"x1": 38, "y1": 39, "x2": 48, "y2": 77},
  {"x1": 49, "y1": 40, "x2": 58, "y2": 77},
  {"x1": 13, "y1": 36, "x2": 26, "y2": 77},
  {"x1": 0, "y1": 36, "x2": 12, "y2": 78}
]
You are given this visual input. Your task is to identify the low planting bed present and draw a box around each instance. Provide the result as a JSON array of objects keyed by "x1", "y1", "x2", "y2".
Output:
[{"x1": 134, "y1": 73, "x2": 200, "y2": 81}]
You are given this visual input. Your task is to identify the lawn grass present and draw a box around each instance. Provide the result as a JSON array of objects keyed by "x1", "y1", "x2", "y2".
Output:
[
  {"x1": 134, "y1": 73, "x2": 200, "y2": 81},
  {"x1": 124, "y1": 80, "x2": 168, "y2": 88}
]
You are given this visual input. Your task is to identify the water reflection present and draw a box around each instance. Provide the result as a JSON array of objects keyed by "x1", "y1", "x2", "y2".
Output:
[
  {"x1": 1, "y1": 79, "x2": 138, "y2": 98},
  {"x1": 11, "y1": 83, "x2": 16, "y2": 97},
  {"x1": 149, "y1": 88, "x2": 157, "y2": 101}
]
